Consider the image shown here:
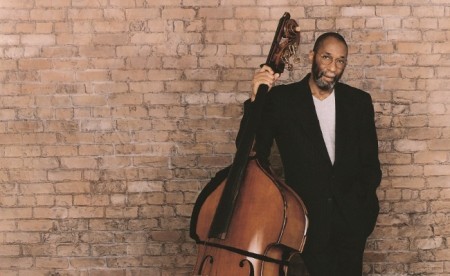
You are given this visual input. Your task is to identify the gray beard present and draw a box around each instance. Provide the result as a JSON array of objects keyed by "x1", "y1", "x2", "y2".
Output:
[{"x1": 315, "y1": 72, "x2": 336, "y2": 90}]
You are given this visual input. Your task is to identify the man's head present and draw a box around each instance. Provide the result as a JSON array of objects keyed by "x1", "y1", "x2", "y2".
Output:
[{"x1": 309, "y1": 32, "x2": 348, "y2": 92}]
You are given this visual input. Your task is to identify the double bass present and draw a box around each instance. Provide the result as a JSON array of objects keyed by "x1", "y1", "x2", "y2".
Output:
[{"x1": 190, "y1": 12, "x2": 308, "y2": 275}]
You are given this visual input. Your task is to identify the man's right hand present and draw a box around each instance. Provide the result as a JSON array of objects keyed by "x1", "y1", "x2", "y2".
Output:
[{"x1": 251, "y1": 65, "x2": 280, "y2": 102}]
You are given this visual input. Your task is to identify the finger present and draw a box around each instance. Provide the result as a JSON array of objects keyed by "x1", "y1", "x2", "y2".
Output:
[
  {"x1": 295, "y1": 26, "x2": 300, "y2": 32},
  {"x1": 274, "y1": 73, "x2": 280, "y2": 80},
  {"x1": 255, "y1": 73, "x2": 276, "y2": 85},
  {"x1": 259, "y1": 65, "x2": 275, "y2": 74},
  {"x1": 254, "y1": 75, "x2": 278, "y2": 90}
]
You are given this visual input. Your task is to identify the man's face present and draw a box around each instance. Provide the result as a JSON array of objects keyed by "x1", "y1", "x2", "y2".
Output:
[{"x1": 310, "y1": 37, "x2": 348, "y2": 91}]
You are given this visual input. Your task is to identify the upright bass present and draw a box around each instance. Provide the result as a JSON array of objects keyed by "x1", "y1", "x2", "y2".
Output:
[{"x1": 190, "y1": 12, "x2": 308, "y2": 275}]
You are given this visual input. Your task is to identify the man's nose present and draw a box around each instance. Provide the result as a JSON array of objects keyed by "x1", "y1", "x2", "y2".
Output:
[{"x1": 328, "y1": 60, "x2": 337, "y2": 72}]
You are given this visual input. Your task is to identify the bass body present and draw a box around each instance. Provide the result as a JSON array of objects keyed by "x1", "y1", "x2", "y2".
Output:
[{"x1": 190, "y1": 158, "x2": 308, "y2": 275}]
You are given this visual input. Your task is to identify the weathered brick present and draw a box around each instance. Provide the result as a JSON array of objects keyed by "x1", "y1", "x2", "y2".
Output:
[
  {"x1": 105, "y1": 207, "x2": 138, "y2": 218},
  {"x1": 425, "y1": 165, "x2": 450, "y2": 176},
  {"x1": 69, "y1": 257, "x2": 106, "y2": 268},
  {"x1": 48, "y1": 170, "x2": 82, "y2": 182},
  {"x1": 161, "y1": 8, "x2": 196, "y2": 20},
  {"x1": 16, "y1": 22, "x2": 34, "y2": 34},
  {"x1": 414, "y1": 151, "x2": 447, "y2": 164},
  {"x1": 126, "y1": 8, "x2": 160, "y2": 19}
]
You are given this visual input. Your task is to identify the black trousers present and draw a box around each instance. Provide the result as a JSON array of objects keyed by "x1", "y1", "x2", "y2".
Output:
[{"x1": 296, "y1": 200, "x2": 369, "y2": 276}]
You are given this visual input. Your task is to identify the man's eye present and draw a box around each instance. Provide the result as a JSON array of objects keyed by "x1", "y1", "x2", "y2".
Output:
[{"x1": 322, "y1": 55, "x2": 332, "y2": 60}]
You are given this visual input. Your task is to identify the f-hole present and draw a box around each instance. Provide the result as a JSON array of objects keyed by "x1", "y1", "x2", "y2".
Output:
[
  {"x1": 197, "y1": 255, "x2": 213, "y2": 274},
  {"x1": 239, "y1": 259, "x2": 255, "y2": 276}
]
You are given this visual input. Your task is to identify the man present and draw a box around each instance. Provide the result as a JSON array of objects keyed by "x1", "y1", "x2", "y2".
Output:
[{"x1": 241, "y1": 32, "x2": 382, "y2": 275}]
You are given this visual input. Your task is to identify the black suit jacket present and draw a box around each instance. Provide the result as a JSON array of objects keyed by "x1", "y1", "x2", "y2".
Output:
[{"x1": 239, "y1": 74, "x2": 382, "y2": 251}]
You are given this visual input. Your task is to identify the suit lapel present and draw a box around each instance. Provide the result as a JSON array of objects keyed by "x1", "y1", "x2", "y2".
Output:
[
  {"x1": 334, "y1": 84, "x2": 349, "y2": 166},
  {"x1": 294, "y1": 77, "x2": 332, "y2": 166}
]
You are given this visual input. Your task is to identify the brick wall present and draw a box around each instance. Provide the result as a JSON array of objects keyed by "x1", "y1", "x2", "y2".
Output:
[{"x1": 0, "y1": 0, "x2": 448, "y2": 275}]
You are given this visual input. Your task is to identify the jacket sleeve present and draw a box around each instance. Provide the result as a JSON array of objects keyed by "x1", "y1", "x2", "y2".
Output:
[
  {"x1": 235, "y1": 92, "x2": 278, "y2": 166},
  {"x1": 358, "y1": 93, "x2": 382, "y2": 192},
  {"x1": 235, "y1": 99, "x2": 253, "y2": 149}
]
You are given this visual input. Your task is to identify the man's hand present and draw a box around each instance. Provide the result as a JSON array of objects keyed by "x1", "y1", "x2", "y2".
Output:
[{"x1": 251, "y1": 65, "x2": 280, "y2": 102}]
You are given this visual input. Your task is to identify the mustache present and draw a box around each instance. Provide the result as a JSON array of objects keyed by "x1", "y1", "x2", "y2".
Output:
[{"x1": 318, "y1": 71, "x2": 336, "y2": 79}]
